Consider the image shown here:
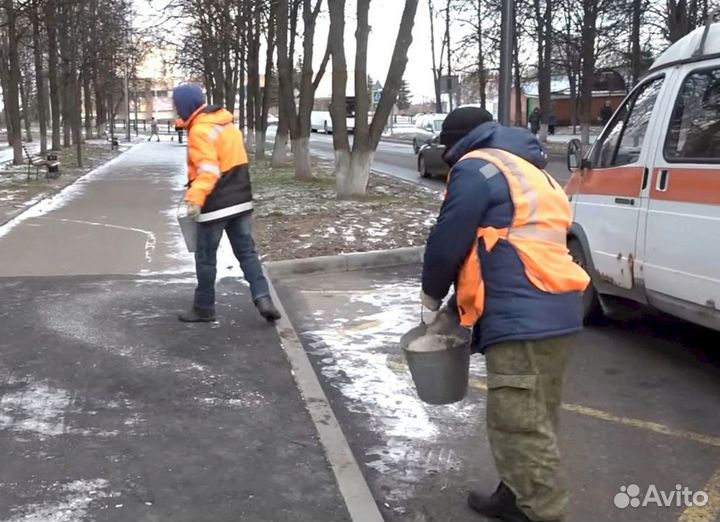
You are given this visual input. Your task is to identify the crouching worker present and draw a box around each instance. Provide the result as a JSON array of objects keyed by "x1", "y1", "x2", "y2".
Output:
[
  {"x1": 420, "y1": 107, "x2": 590, "y2": 522},
  {"x1": 173, "y1": 84, "x2": 281, "y2": 323}
]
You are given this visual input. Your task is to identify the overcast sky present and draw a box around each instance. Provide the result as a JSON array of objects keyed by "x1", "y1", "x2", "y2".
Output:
[{"x1": 135, "y1": 0, "x2": 444, "y2": 102}]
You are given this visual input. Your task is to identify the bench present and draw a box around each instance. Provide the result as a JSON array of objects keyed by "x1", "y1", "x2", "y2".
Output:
[{"x1": 23, "y1": 145, "x2": 60, "y2": 180}]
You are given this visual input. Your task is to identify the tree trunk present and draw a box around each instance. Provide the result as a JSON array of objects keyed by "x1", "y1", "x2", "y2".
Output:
[
  {"x1": 328, "y1": 0, "x2": 351, "y2": 164},
  {"x1": 246, "y1": 13, "x2": 257, "y2": 151},
  {"x1": 537, "y1": 0, "x2": 552, "y2": 142},
  {"x1": 631, "y1": 0, "x2": 642, "y2": 86},
  {"x1": 257, "y1": 5, "x2": 277, "y2": 160},
  {"x1": 253, "y1": 4, "x2": 265, "y2": 158},
  {"x1": 32, "y1": 10, "x2": 48, "y2": 153},
  {"x1": 336, "y1": 149, "x2": 373, "y2": 198},
  {"x1": 334, "y1": 0, "x2": 419, "y2": 198},
  {"x1": 4, "y1": 0, "x2": 24, "y2": 164},
  {"x1": 84, "y1": 72, "x2": 93, "y2": 138},
  {"x1": 513, "y1": 31, "x2": 522, "y2": 127},
  {"x1": 292, "y1": 137, "x2": 312, "y2": 179},
  {"x1": 20, "y1": 71, "x2": 32, "y2": 143},
  {"x1": 46, "y1": 15, "x2": 61, "y2": 150},
  {"x1": 272, "y1": 106, "x2": 289, "y2": 166},
  {"x1": 580, "y1": 1, "x2": 598, "y2": 145},
  {"x1": 477, "y1": 0, "x2": 486, "y2": 109}
]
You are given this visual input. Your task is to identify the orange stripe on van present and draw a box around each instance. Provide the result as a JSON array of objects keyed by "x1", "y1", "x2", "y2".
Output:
[
  {"x1": 651, "y1": 168, "x2": 720, "y2": 205},
  {"x1": 562, "y1": 167, "x2": 644, "y2": 198},
  {"x1": 564, "y1": 170, "x2": 582, "y2": 195}
]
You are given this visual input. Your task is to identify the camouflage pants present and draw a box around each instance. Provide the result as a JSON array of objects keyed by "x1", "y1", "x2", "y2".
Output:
[{"x1": 485, "y1": 335, "x2": 575, "y2": 521}]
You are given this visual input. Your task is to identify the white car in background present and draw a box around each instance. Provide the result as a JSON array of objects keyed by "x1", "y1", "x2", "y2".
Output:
[{"x1": 412, "y1": 113, "x2": 446, "y2": 153}]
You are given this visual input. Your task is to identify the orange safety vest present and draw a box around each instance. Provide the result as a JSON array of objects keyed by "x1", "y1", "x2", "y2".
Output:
[{"x1": 450, "y1": 148, "x2": 590, "y2": 327}]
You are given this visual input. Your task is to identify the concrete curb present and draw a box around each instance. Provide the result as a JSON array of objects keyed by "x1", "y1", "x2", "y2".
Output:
[
  {"x1": 380, "y1": 136, "x2": 413, "y2": 145},
  {"x1": 266, "y1": 246, "x2": 424, "y2": 278},
  {"x1": 264, "y1": 270, "x2": 385, "y2": 522}
]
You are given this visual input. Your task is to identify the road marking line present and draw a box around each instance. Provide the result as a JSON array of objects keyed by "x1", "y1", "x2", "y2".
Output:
[
  {"x1": 679, "y1": 468, "x2": 720, "y2": 522},
  {"x1": 35, "y1": 216, "x2": 157, "y2": 263},
  {"x1": 386, "y1": 359, "x2": 720, "y2": 449},
  {"x1": 266, "y1": 271, "x2": 384, "y2": 522}
]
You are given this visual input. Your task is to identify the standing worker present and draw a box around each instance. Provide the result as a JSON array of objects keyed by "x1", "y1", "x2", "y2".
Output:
[
  {"x1": 172, "y1": 84, "x2": 281, "y2": 324},
  {"x1": 149, "y1": 117, "x2": 160, "y2": 142},
  {"x1": 420, "y1": 107, "x2": 589, "y2": 522}
]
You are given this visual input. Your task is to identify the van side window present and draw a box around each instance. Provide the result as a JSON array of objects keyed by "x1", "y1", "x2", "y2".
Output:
[
  {"x1": 595, "y1": 77, "x2": 664, "y2": 169},
  {"x1": 665, "y1": 68, "x2": 720, "y2": 162}
]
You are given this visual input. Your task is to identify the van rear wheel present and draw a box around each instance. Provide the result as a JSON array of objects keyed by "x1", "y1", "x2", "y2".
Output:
[{"x1": 568, "y1": 238, "x2": 602, "y2": 323}]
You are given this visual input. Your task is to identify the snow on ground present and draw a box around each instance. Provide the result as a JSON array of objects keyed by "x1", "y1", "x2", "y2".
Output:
[{"x1": 301, "y1": 280, "x2": 486, "y2": 504}]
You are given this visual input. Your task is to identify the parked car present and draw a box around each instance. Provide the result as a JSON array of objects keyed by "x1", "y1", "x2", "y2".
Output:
[
  {"x1": 417, "y1": 136, "x2": 448, "y2": 178},
  {"x1": 565, "y1": 19, "x2": 720, "y2": 331},
  {"x1": 412, "y1": 113, "x2": 446, "y2": 154}
]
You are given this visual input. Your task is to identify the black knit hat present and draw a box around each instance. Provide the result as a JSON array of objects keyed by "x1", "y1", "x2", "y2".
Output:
[{"x1": 439, "y1": 107, "x2": 494, "y2": 150}]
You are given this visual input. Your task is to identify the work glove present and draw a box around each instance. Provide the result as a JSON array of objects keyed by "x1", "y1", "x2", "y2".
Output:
[
  {"x1": 420, "y1": 290, "x2": 441, "y2": 312},
  {"x1": 186, "y1": 202, "x2": 202, "y2": 219}
]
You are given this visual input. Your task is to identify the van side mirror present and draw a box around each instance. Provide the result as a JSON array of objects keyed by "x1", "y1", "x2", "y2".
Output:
[{"x1": 567, "y1": 139, "x2": 584, "y2": 171}]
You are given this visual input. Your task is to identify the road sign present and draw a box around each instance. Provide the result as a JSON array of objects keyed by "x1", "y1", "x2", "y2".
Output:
[
  {"x1": 439, "y1": 75, "x2": 459, "y2": 94},
  {"x1": 372, "y1": 90, "x2": 382, "y2": 103}
]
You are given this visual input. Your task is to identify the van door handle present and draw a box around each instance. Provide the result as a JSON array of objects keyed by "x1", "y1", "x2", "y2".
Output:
[
  {"x1": 656, "y1": 170, "x2": 669, "y2": 192},
  {"x1": 641, "y1": 168, "x2": 649, "y2": 190},
  {"x1": 614, "y1": 197, "x2": 635, "y2": 205}
]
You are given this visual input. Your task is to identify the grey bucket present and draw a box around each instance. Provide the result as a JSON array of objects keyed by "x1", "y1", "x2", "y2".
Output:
[
  {"x1": 400, "y1": 323, "x2": 470, "y2": 405},
  {"x1": 177, "y1": 207, "x2": 198, "y2": 253}
]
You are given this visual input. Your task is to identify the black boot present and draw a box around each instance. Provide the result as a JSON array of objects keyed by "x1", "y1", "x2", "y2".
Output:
[
  {"x1": 178, "y1": 308, "x2": 216, "y2": 323},
  {"x1": 255, "y1": 296, "x2": 281, "y2": 322},
  {"x1": 468, "y1": 482, "x2": 538, "y2": 522}
]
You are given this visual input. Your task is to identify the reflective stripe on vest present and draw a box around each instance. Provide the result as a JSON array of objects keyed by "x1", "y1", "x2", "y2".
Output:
[{"x1": 452, "y1": 148, "x2": 590, "y2": 327}]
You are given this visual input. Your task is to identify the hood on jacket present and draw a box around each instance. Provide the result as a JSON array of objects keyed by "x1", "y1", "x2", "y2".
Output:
[
  {"x1": 173, "y1": 84, "x2": 206, "y2": 121},
  {"x1": 192, "y1": 105, "x2": 234, "y2": 127},
  {"x1": 443, "y1": 122, "x2": 548, "y2": 170}
]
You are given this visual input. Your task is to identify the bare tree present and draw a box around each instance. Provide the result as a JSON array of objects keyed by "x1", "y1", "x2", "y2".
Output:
[
  {"x1": 2, "y1": 0, "x2": 24, "y2": 164},
  {"x1": 276, "y1": 0, "x2": 329, "y2": 179},
  {"x1": 330, "y1": 0, "x2": 420, "y2": 198}
]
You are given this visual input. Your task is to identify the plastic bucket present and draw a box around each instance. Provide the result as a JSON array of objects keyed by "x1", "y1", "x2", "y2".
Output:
[
  {"x1": 400, "y1": 323, "x2": 470, "y2": 405},
  {"x1": 177, "y1": 213, "x2": 198, "y2": 253}
]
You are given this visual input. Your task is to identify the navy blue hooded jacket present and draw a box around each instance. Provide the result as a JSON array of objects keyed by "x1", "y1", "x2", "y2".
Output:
[{"x1": 421, "y1": 122, "x2": 584, "y2": 352}]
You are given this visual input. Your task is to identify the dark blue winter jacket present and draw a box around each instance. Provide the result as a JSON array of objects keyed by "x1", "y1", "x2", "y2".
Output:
[{"x1": 421, "y1": 122, "x2": 584, "y2": 352}]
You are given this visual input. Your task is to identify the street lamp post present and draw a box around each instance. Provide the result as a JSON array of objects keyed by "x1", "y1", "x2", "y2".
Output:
[{"x1": 497, "y1": 0, "x2": 514, "y2": 126}]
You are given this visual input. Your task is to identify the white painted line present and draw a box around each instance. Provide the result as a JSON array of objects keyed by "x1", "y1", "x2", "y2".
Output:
[{"x1": 265, "y1": 269, "x2": 385, "y2": 522}]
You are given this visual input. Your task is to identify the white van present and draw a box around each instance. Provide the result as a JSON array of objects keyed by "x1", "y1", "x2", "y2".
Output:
[
  {"x1": 310, "y1": 111, "x2": 356, "y2": 134},
  {"x1": 566, "y1": 18, "x2": 720, "y2": 330}
]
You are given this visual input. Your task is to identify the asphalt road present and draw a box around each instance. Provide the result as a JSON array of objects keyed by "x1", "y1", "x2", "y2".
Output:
[
  {"x1": 303, "y1": 132, "x2": 571, "y2": 191},
  {"x1": 274, "y1": 265, "x2": 720, "y2": 522}
]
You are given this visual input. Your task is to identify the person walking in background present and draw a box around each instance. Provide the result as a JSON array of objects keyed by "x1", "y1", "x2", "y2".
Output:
[
  {"x1": 548, "y1": 106, "x2": 556, "y2": 136},
  {"x1": 420, "y1": 106, "x2": 590, "y2": 522},
  {"x1": 172, "y1": 84, "x2": 281, "y2": 324},
  {"x1": 528, "y1": 107, "x2": 541, "y2": 135},
  {"x1": 149, "y1": 117, "x2": 160, "y2": 142},
  {"x1": 599, "y1": 100, "x2": 613, "y2": 127}
]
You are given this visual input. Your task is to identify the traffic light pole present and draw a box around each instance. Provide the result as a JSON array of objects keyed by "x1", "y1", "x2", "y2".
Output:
[{"x1": 497, "y1": 0, "x2": 514, "y2": 126}]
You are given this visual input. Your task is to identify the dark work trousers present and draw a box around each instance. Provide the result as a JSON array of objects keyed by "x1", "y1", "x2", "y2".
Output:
[{"x1": 193, "y1": 212, "x2": 270, "y2": 313}]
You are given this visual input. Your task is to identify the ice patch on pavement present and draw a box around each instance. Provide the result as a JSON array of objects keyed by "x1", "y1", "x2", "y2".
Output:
[
  {"x1": 1, "y1": 479, "x2": 111, "y2": 522},
  {"x1": 0, "y1": 380, "x2": 139, "y2": 439},
  {"x1": 302, "y1": 281, "x2": 486, "y2": 502}
]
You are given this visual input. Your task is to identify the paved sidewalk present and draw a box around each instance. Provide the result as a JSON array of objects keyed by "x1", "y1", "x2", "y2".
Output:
[{"x1": 0, "y1": 142, "x2": 354, "y2": 522}]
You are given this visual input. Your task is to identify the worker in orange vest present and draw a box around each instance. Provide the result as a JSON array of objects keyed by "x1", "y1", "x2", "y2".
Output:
[
  {"x1": 172, "y1": 84, "x2": 280, "y2": 323},
  {"x1": 420, "y1": 107, "x2": 590, "y2": 522}
]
